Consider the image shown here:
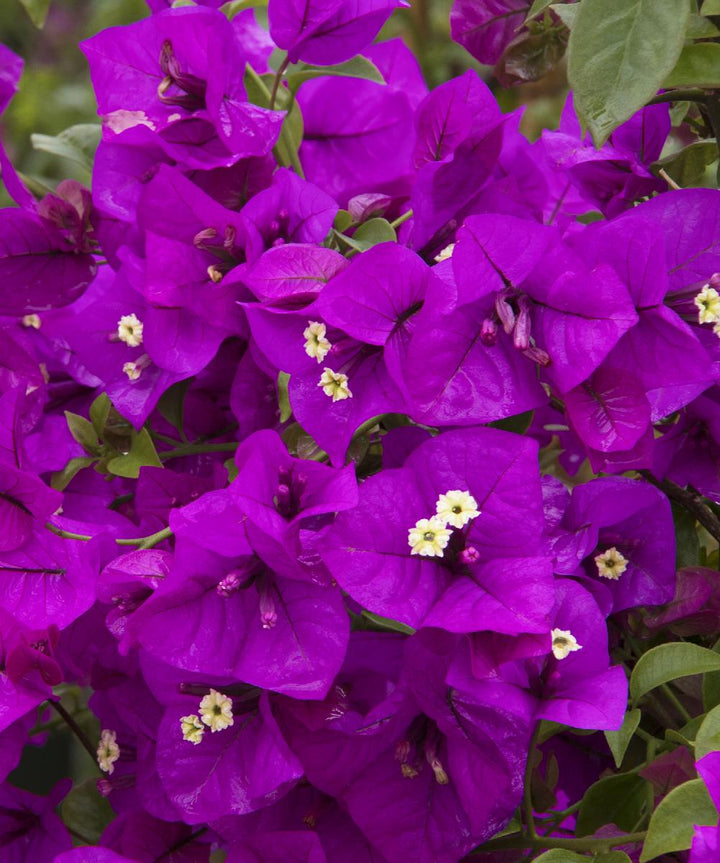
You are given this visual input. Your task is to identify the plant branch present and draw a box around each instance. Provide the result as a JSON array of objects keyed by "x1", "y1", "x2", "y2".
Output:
[
  {"x1": 48, "y1": 699, "x2": 99, "y2": 767},
  {"x1": 639, "y1": 471, "x2": 720, "y2": 544}
]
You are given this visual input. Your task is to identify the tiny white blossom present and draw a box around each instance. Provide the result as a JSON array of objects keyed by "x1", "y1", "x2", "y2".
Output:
[
  {"x1": 318, "y1": 367, "x2": 352, "y2": 402},
  {"x1": 435, "y1": 490, "x2": 480, "y2": 528},
  {"x1": 122, "y1": 353, "x2": 151, "y2": 382},
  {"x1": 97, "y1": 729, "x2": 120, "y2": 774},
  {"x1": 180, "y1": 714, "x2": 205, "y2": 745},
  {"x1": 117, "y1": 313, "x2": 144, "y2": 347},
  {"x1": 434, "y1": 243, "x2": 455, "y2": 263},
  {"x1": 199, "y1": 689, "x2": 234, "y2": 732},
  {"x1": 594, "y1": 546, "x2": 628, "y2": 580},
  {"x1": 551, "y1": 628, "x2": 582, "y2": 660},
  {"x1": 695, "y1": 285, "x2": 720, "y2": 325},
  {"x1": 408, "y1": 517, "x2": 452, "y2": 557},
  {"x1": 21, "y1": 314, "x2": 41, "y2": 329},
  {"x1": 303, "y1": 321, "x2": 331, "y2": 362}
]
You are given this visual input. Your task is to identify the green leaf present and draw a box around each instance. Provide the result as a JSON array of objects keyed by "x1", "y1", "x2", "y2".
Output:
[
  {"x1": 640, "y1": 778, "x2": 717, "y2": 861},
  {"x1": 89, "y1": 393, "x2": 111, "y2": 438},
  {"x1": 221, "y1": 0, "x2": 267, "y2": 17},
  {"x1": 605, "y1": 708, "x2": 641, "y2": 768},
  {"x1": 106, "y1": 428, "x2": 162, "y2": 479},
  {"x1": 361, "y1": 610, "x2": 415, "y2": 635},
  {"x1": 567, "y1": 0, "x2": 690, "y2": 146},
  {"x1": 336, "y1": 218, "x2": 397, "y2": 254},
  {"x1": 550, "y1": 3, "x2": 578, "y2": 30},
  {"x1": 696, "y1": 703, "x2": 720, "y2": 758},
  {"x1": 703, "y1": 636, "x2": 720, "y2": 711},
  {"x1": 665, "y1": 43, "x2": 720, "y2": 88},
  {"x1": 286, "y1": 57, "x2": 384, "y2": 92},
  {"x1": 526, "y1": 0, "x2": 555, "y2": 20},
  {"x1": 703, "y1": 0, "x2": 720, "y2": 13},
  {"x1": 157, "y1": 379, "x2": 191, "y2": 437},
  {"x1": 51, "y1": 456, "x2": 96, "y2": 492},
  {"x1": 688, "y1": 12, "x2": 720, "y2": 37},
  {"x1": 631, "y1": 642, "x2": 720, "y2": 704},
  {"x1": 670, "y1": 100, "x2": 691, "y2": 127},
  {"x1": 64, "y1": 411, "x2": 101, "y2": 455},
  {"x1": 333, "y1": 209, "x2": 353, "y2": 233},
  {"x1": 670, "y1": 502, "x2": 702, "y2": 567},
  {"x1": 532, "y1": 853, "x2": 632, "y2": 863},
  {"x1": 273, "y1": 98, "x2": 304, "y2": 171},
  {"x1": 490, "y1": 411, "x2": 534, "y2": 435},
  {"x1": 17, "y1": 0, "x2": 52, "y2": 27},
  {"x1": 656, "y1": 140, "x2": 718, "y2": 188},
  {"x1": 60, "y1": 778, "x2": 115, "y2": 844},
  {"x1": 31, "y1": 124, "x2": 101, "y2": 174},
  {"x1": 576, "y1": 773, "x2": 649, "y2": 837},
  {"x1": 278, "y1": 372, "x2": 292, "y2": 423}
]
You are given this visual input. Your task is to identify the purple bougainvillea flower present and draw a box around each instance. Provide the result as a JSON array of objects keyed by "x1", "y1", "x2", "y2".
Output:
[
  {"x1": 268, "y1": 0, "x2": 406, "y2": 65},
  {"x1": 0, "y1": 43, "x2": 22, "y2": 116},
  {"x1": 82, "y1": 7, "x2": 283, "y2": 169},
  {"x1": 450, "y1": 0, "x2": 530, "y2": 65},
  {"x1": 100, "y1": 810, "x2": 212, "y2": 862},
  {"x1": 552, "y1": 476, "x2": 675, "y2": 612},
  {"x1": 0, "y1": 779, "x2": 71, "y2": 861},
  {"x1": 644, "y1": 567, "x2": 720, "y2": 638},
  {"x1": 690, "y1": 752, "x2": 720, "y2": 863},
  {"x1": 297, "y1": 76, "x2": 414, "y2": 206},
  {"x1": 323, "y1": 427, "x2": 553, "y2": 632},
  {"x1": 0, "y1": 461, "x2": 62, "y2": 552},
  {"x1": 55, "y1": 849, "x2": 138, "y2": 863}
]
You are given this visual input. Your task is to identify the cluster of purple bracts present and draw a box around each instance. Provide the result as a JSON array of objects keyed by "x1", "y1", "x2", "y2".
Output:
[{"x1": 0, "y1": 1, "x2": 719, "y2": 860}]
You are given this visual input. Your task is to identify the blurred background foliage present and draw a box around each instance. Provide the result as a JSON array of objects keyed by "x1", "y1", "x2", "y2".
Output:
[{"x1": 0, "y1": 0, "x2": 570, "y2": 206}]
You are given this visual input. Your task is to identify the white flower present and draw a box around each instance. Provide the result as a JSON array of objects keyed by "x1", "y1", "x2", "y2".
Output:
[
  {"x1": 594, "y1": 546, "x2": 628, "y2": 580},
  {"x1": 117, "y1": 313, "x2": 144, "y2": 347},
  {"x1": 303, "y1": 321, "x2": 331, "y2": 362},
  {"x1": 408, "y1": 517, "x2": 452, "y2": 557},
  {"x1": 434, "y1": 243, "x2": 455, "y2": 263},
  {"x1": 21, "y1": 314, "x2": 41, "y2": 329},
  {"x1": 199, "y1": 689, "x2": 234, "y2": 732},
  {"x1": 318, "y1": 368, "x2": 352, "y2": 402},
  {"x1": 122, "y1": 353, "x2": 151, "y2": 382},
  {"x1": 180, "y1": 714, "x2": 205, "y2": 745},
  {"x1": 695, "y1": 285, "x2": 720, "y2": 325},
  {"x1": 551, "y1": 628, "x2": 582, "y2": 660},
  {"x1": 97, "y1": 729, "x2": 120, "y2": 774},
  {"x1": 435, "y1": 490, "x2": 480, "y2": 528}
]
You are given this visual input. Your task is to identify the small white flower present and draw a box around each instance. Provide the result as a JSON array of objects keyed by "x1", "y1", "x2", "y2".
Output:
[
  {"x1": 695, "y1": 285, "x2": 720, "y2": 325},
  {"x1": 594, "y1": 546, "x2": 628, "y2": 580},
  {"x1": 408, "y1": 517, "x2": 452, "y2": 557},
  {"x1": 122, "y1": 353, "x2": 151, "y2": 382},
  {"x1": 318, "y1": 367, "x2": 352, "y2": 402},
  {"x1": 434, "y1": 243, "x2": 455, "y2": 263},
  {"x1": 180, "y1": 714, "x2": 205, "y2": 745},
  {"x1": 97, "y1": 729, "x2": 120, "y2": 774},
  {"x1": 551, "y1": 628, "x2": 582, "y2": 660},
  {"x1": 303, "y1": 321, "x2": 331, "y2": 362},
  {"x1": 21, "y1": 314, "x2": 41, "y2": 329},
  {"x1": 199, "y1": 689, "x2": 234, "y2": 732},
  {"x1": 117, "y1": 313, "x2": 144, "y2": 347},
  {"x1": 435, "y1": 490, "x2": 480, "y2": 528}
]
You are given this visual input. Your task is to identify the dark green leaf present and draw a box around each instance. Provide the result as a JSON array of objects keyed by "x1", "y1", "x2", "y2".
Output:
[
  {"x1": 655, "y1": 140, "x2": 718, "y2": 189},
  {"x1": 567, "y1": 0, "x2": 690, "y2": 145},
  {"x1": 89, "y1": 393, "x2": 111, "y2": 438},
  {"x1": 702, "y1": 0, "x2": 720, "y2": 14},
  {"x1": 31, "y1": 124, "x2": 101, "y2": 174},
  {"x1": 17, "y1": 0, "x2": 51, "y2": 27},
  {"x1": 665, "y1": 43, "x2": 720, "y2": 88},
  {"x1": 278, "y1": 372, "x2": 292, "y2": 423},
  {"x1": 576, "y1": 773, "x2": 649, "y2": 837},
  {"x1": 157, "y1": 379, "x2": 191, "y2": 437},
  {"x1": 106, "y1": 428, "x2": 162, "y2": 478},
  {"x1": 60, "y1": 779, "x2": 115, "y2": 844},
  {"x1": 64, "y1": 411, "x2": 101, "y2": 455},
  {"x1": 526, "y1": 0, "x2": 555, "y2": 20},
  {"x1": 286, "y1": 57, "x2": 384, "y2": 92},
  {"x1": 273, "y1": 99, "x2": 304, "y2": 171},
  {"x1": 669, "y1": 502, "x2": 702, "y2": 567},
  {"x1": 224, "y1": 457, "x2": 238, "y2": 483},
  {"x1": 696, "y1": 703, "x2": 720, "y2": 758},
  {"x1": 51, "y1": 456, "x2": 96, "y2": 492},
  {"x1": 640, "y1": 778, "x2": 717, "y2": 861},
  {"x1": 336, "y1": 218, "x2": 396, "y2": 254},
  {"x1": 688, "y1": 13, "x2": 720, "y2": 37},
  {"x1": 361, "y1": 610, "x2": 415, "y2": 635},
  {"x1": 333, "y1": 209, "x2": 353, "y2": 232},
  {"x1": 631, "y1": 643, "x2": 720, "y2": 704},
  {"x1": 605, "y1": 708, "x2": 641, "y2": 768},
  {"x1": 490, "y1": 411, "x2": 534, "y2": 435},
  {"x1": 703, "y1": 636, "x2": 720, "y2": 711}
]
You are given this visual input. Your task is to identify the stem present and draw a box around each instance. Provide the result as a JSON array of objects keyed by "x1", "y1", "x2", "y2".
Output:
[
  {"x1": 46, "y1": 523, "x2": 173, "y2": 549},
  {"x1": 660, "y1": 682, "x2": 694, "y2": 725},
  {"x1": 389, "y1": 209, "x2": 413, "y2": 230},
  {"x1": 639, "y1": 471, "x2": 720, "y2": 545},
  {"x1": 648, "y1": 89, "x2": 709, "y2": 105},
  {"x1": 48, "y1": 700, "x2": 99, "y2": 767},
  {"x1": 270, "y1": 56, "x2": 290, "y2": 110},
  {"x1": 153, "y1": 828, "x2": 208, "y2": 863},
  {"x1": 658, "y1": 168, "x2": 682, "y2": 191},
  {"x1": 523, "y1": 723, "x2": 542, "y2": 839},
  {"x1": 471, "y1": 830, "x2": 647, "y2": 855}
]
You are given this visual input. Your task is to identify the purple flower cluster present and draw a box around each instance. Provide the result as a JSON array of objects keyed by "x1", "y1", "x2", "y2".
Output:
[{"x1": 0, "y1": 1, "x2": 718, "y2": 861}]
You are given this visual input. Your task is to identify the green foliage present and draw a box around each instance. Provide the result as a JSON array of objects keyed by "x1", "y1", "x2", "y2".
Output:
[
  {"x1": 605, "y1": 708, "x2": 642, "y2": 769},
  {"x1": 31, "y1": 123, "x2": 101, "y2": 177},
  {"x1": 575, "y1": 773, "x2": 650, "y2": 837},
  {"x1": 655, "y1": 141, "x2": 719, "y2": 188},
  {"x1": 157, "y1": 379, "x2": 192, "y2": 438},
  {"x1": 640, "y1": 779, "x2": 717, "y2": 861},
  {"x1": 630, "y1": 642, "x2": 720, "y2": 704},
  {"x1": 285, "y1": 57, "x2": 385, "y2": 92},
  {"x1": 695, "y1": 703, "x2": 720, "y2": 759},
  {"x1": 666, "y1": 43, "x2": 720, "y2": 88},
  {"x1": 17, "y1": 0, "x2": 52, "y2": 27},
  {"x1": 335, "y1": 219, "x2": 397, "y2": 253},
  {"x1": 567, "y1": 0, "x2": 690, "y2": 145},
  {"x1": 278, "y1": 372, "x2": 292, "y2": 423},
  {"x1": 533, "y1": 852, "x2": 632, "y2": 862},
  {"x1": 60, "y1": 779, "x2": 115, "y2": 844}
]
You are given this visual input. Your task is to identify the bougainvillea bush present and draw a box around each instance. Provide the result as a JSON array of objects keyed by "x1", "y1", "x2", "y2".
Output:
[{"x1": 2, "y1": 0, "x2": 720, "y2": 860}]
